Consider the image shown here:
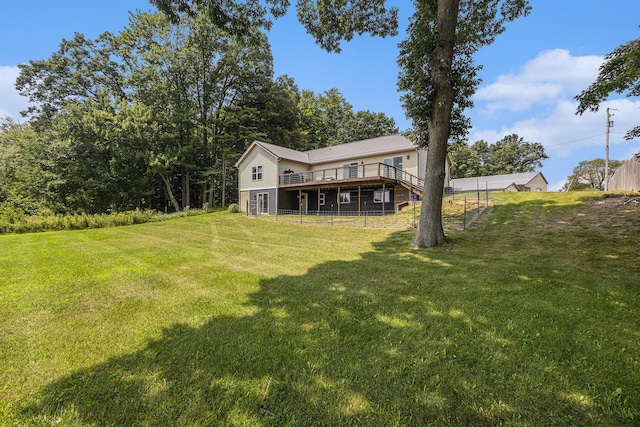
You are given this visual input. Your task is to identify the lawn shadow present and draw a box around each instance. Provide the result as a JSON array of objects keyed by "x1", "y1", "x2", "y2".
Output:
[{"x1": 21, "y1": 228, "x2": 638, "y2": 425}]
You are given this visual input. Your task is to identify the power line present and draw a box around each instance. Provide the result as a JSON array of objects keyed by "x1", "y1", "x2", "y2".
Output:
[{"x1": 545, "y1": 133, "x2": 606, "y2": 147}]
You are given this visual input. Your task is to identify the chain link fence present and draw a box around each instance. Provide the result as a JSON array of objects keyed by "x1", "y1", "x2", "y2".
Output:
[{"x1": 247, "y1": 192, "x2": 491, "y2": 230}]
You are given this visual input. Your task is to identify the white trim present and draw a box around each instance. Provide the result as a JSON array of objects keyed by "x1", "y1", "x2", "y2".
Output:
[
  {"x1": 238, "y1": 185, "x2": 276, "y2": 192},
  {"x1": 374, "y1": 189, "x2": 391, "y2": 203},
  {"x1": 339, "y1": 192, "x2": 351, "y2": 204}
]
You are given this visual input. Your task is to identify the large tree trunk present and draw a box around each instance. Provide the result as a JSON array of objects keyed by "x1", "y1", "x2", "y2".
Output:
[
  {"x1": 208, "y1": 174, "x2": 215, "y2": 209},
  {"x1": 221, "y1": 156, "x2": 227, "y2": 207},
  {"x1": 181, "y1": 168, "x2": 190, "y2": 209},
  {"x1": 411, "y1": 0, "x2": 460, "y2": 248}
]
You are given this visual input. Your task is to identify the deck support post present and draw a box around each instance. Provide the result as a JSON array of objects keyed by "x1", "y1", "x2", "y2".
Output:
[
  {"x1": 299, "y1": 189, "x2": 302, "y2": 223},
  {"x1": 382, "y1": 182, "x2": 386, "y2": 216}
]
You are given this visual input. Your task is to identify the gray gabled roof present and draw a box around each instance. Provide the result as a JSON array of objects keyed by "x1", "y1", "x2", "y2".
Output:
[
  {"x1": 255, "y1": 141, "x2": 310, "y2": 163},
  {"x1": 234, "y1": 140, "x2": 309, "y2": 167},
  {"x1": 451, "y1": 172, "x2": 547, "y2": 191},
  {"x1": 306, "y1": 134, "x2": 417, "y2": 164},
  {"x1": 236, "y1": 134, "x2": 420, "y2": 167}
]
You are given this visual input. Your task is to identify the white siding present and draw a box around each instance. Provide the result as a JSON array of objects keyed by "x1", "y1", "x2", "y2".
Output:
[
  {"x1": 278, "y1": 159, "x2": 309, "y2": 175},
  {"x1": 309, "y1": 150, "x2": 419, "y2": 175},
  {"x1": 525, "y1": 174, "x2": 548, "y2": 192},
  {"x1": 417, "y1": 149, "x2": 427, "y2": 180},
  {"x1": 237, "y1": 146, "x2": 278, "y2": 191}
]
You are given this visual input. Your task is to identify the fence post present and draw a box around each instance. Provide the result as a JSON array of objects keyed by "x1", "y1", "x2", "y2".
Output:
[
  {"x1": 364, "y1": 201, "x2": 367, "y2": 227},
  {"x1": 463, "y1": 197, "x2": 467, "y2": 230},
  {"x1": 413, "y1": 199, "x2": 416, "y2": 228},
  {"x1": 486, "y1": 183, "x2": 489, "y2": 207}
]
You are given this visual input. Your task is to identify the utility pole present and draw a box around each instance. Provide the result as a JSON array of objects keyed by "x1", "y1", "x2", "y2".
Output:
[{"x1": 604, "y1": 108, "x2": 618, "y2": 191}]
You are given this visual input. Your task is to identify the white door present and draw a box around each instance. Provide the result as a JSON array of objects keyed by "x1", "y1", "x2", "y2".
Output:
[
  {"x1": 384, "y1": 156, "x2": 404, "y2": 179},
  {"x1": 300, "y1": 193, "x2": 308, "y2": 213},
  {"x1": 257, "y1": 193, "x2": 269, "y2": 214},
  {"x1": 343, "y1": 162, "x2": 358, "y2": 179}
]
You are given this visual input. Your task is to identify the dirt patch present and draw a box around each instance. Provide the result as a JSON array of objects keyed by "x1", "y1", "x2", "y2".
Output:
[
  {"x1": 529, "y1": 193, "x2": 640, "y2": 234},
  {"x1": 571, "y1": 193, "x2": 640, "y2": 232},
  {"x1": 592, "y1": 193, "x2": 640, "y2": 208}
]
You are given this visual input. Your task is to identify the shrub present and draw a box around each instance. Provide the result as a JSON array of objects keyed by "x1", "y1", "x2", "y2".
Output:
[
  {"x1": 227, "y1": 203, "x2": 240, "y2": 213},
  {"x1": 0, "y1": 208, "x2": 216, "y2": 235}
]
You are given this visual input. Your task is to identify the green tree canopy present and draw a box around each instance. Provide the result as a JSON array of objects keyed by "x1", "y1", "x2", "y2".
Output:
[
  {"x1": 0, "y1": 117, "x2": 63, "y2": 214},
  {"x1": 298, "y1": 88, "x2": 398, "y2": 149},
  {"x1": 576, "y1": 34, "x2": 640, "y2": 140},
  {"x1": 15, "y1": 11, "x2": 284, "y2": 213},
  {"x1": 10, "y1": 9, "x2": 400, "y2": 215},
  {"x1": 562, "y1": 158, "x2": 624, "y2": 191},
  {"x1": 151, "y1": 0, "x2": 399, "y2": 53},
  {"x1": 449, "y1": 134, "x2": 547, "y2": 178}
]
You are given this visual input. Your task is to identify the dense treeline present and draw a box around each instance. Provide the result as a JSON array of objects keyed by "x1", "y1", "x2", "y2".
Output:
[
  {"x1": 448, "y1": 134, "x2": 548, "y2": 179},
  {"x1": 2, "y1": 10, "x2": 397, "y2": 216}
]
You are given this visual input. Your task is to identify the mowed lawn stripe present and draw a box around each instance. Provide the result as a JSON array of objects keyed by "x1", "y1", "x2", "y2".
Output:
[{"x1": 1, "y1": 193, "x2": 639, "y2": 426}]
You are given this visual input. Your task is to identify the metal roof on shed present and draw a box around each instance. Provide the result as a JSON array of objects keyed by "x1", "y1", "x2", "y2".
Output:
[{"x1": 451, "y1": 172, "x2": 547, "y2": 191}]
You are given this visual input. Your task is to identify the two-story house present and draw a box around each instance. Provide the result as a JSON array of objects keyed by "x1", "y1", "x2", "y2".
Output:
[{"x1": 235, "y1": 134, "x2": 452, "y2": 215}]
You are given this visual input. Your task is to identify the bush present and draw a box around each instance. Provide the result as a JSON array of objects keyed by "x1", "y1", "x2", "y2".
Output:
[
  {"x1": 0, "y1": 207, "x2": 218, "y2": 235},
  {"x1": 227, "y1": 203, "x2": 240, "y2": 213}
]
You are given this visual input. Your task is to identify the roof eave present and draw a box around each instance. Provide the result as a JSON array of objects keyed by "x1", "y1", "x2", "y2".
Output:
[{"x1": 234, "y1": 140, "x2": 280, "y2": 168}]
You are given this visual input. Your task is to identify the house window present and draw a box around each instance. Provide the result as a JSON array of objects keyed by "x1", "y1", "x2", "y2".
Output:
[
  {"x1": 339, "y1": 192, "x2": 351, "y2": 204},
  {"x1": 252, "y1": 165, "x2": 263, "y2": 181},
  {"x1": 319, "y1": 193, "x2": 325, "y2": 206},
  {"x1": 374, "y1": 190, "x2": 391, "y2": 203}
]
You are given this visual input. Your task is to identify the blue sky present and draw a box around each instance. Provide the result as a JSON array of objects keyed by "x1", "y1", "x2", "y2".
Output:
[{"x1": 2, "y1": 0, "x2": 639, "y2": 190}]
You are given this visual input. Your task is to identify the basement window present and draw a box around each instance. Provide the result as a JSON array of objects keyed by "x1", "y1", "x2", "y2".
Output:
[{"x1": 374, "y1": 190, "x2": 390, "y2": 203}]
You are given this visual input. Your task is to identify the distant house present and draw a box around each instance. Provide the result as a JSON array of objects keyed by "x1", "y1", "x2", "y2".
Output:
[
  {"x1": 235, "y1": 134, "x2": 452, "y2": 215},
  {"x1": 451, "y1": 172, "x2": 548, "y2": 193}
]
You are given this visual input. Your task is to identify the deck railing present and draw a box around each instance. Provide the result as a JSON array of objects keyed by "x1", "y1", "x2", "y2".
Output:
[{"x1": 279, "y1": 163, "x2": 424, "y2": 194}]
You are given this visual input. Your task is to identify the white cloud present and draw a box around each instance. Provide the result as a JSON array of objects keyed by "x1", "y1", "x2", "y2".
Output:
[
  {"x1": 475, "y1": 49, "x2": 603, "y2": 113},
  {"x1": 469, "y1": 49, "x2": 640, "y2": 188},
  {"x1": 548, "y1": 178, "x2": 567, "y2": 192},
  {"x1": 471, "y1": 98, "x2": 640, "y2": 155},
  {"x1": 0, "y1": 65, "x2": 31, "y2": 121}
]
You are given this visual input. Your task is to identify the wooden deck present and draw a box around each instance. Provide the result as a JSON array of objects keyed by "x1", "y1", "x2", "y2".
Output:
[{"x1": 278, "y1": 163, "x2": 424, "y2": 195}]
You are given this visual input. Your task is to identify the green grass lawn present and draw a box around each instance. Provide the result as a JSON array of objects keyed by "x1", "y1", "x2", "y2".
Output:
[{"x1": 1, "y1": 192, "x2": 639, "y2": 426}]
